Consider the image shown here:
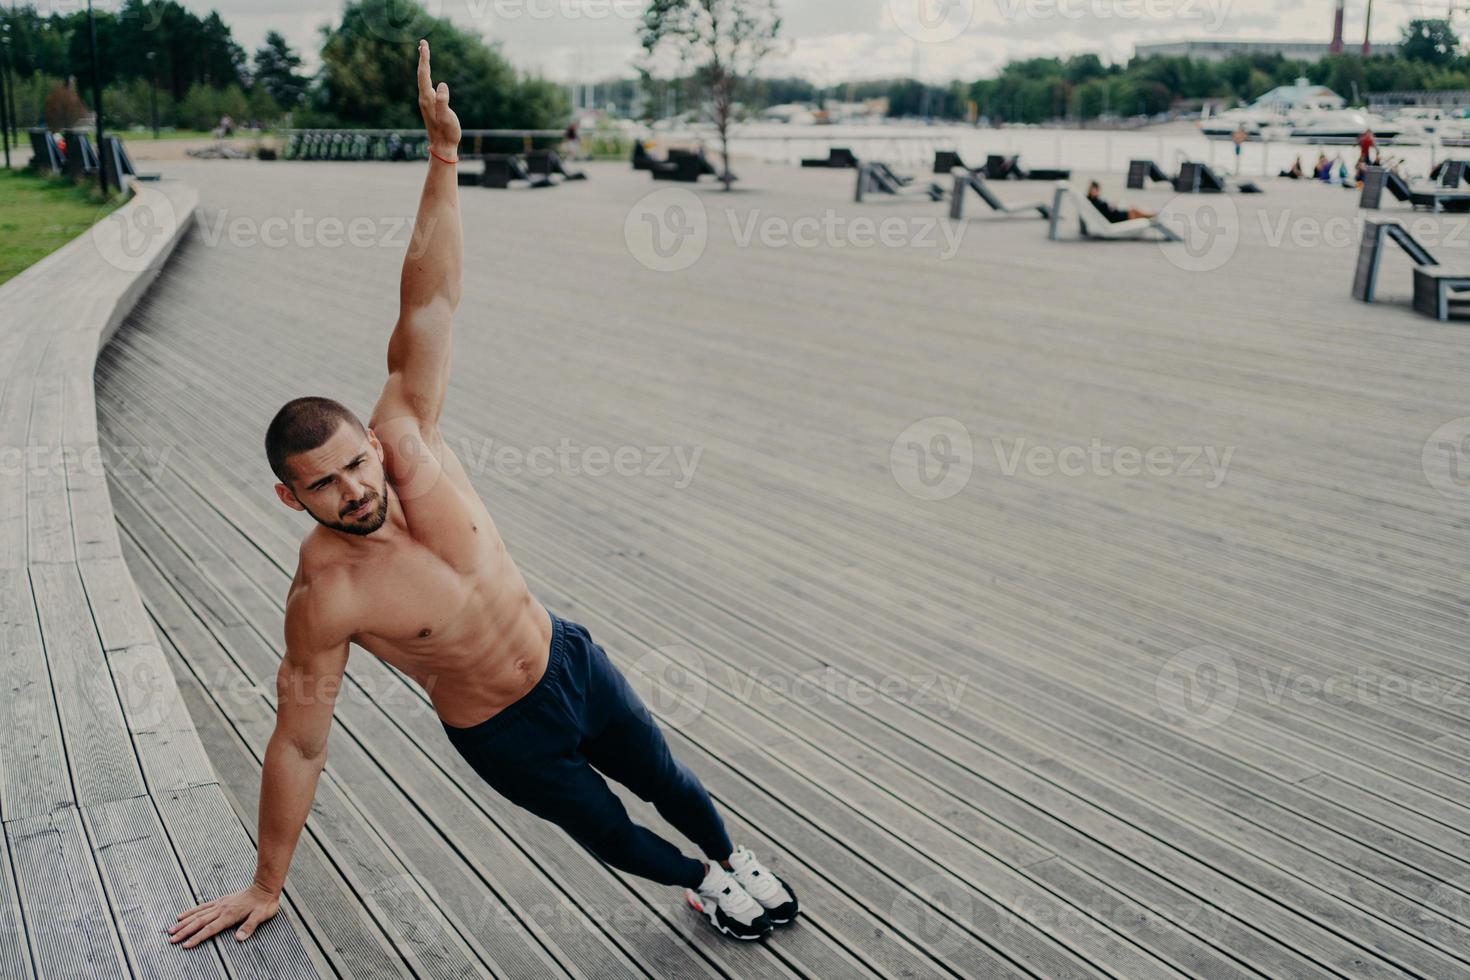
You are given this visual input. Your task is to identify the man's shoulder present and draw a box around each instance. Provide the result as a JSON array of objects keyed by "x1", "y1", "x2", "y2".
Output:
[{"x1": 286, "y1": 534, "x2": 357, "y2": 643}]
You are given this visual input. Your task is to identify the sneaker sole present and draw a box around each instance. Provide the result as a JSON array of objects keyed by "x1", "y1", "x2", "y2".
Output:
[{"x1": 684, "y1": 888, "x2": 771, "y2": 941}]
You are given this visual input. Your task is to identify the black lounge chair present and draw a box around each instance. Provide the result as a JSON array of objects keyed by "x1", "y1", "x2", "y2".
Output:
[
  {"x1": 1126, "y1": 159, "x2": 1172, "y2": 190},
  {"x1": 477, "y1": 153, "x2": 554, "y2": 189},
  {"x1": 948, "y1": 171, "x2": 1049, "y2": 220},
  {"x1": 101, "y1": 136, "x2": 160, "y2": 184},
  {"x1": 1351, "y1": 218, "x2": 1470, "y2": 319},
  {"x1": 934, "y1": 150, "x2": 973, "y2": 174},
  {"x1": 854, "y1": 162, "x2": 943, "y2": 202},
  {"x1": 524, "y1": 149, "x2": 587, "y2": 181},
  {"x1": 1439, "y1": 159, "x2": 1470, "y2": 188},
  {"x1": 983, "y1": 153, "x2": 1070, "y2": 181},
  {"x1": 1362, "y1": 165, "x2": 1470, "y2": 212},
  {"x1": 28, "y1": 129, "x2": 65, "y2": 175},
  {"x1": 801, "y1": 147, "x2": 859, "y2": 169},
  {"x1": 62, "y1": 131, "x2": 100, "y2": 179},
  {"x1": 1173, "y1": 161, "x2": 1259, "y2": 194},
  {"x1": 651, "y1": 147, "x2": 731, "y2": 184},
  {"x1": 632, "y1": 141, "x2": 663, "y2": 171}
]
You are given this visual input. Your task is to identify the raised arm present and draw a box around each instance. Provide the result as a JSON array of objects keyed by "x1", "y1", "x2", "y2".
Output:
[
  {"x1": 169, "y1": 587, "x2": 349, "y2": 947},
  {"x1": 372, "y1": 38, "x2": 463, "y2": 434}
]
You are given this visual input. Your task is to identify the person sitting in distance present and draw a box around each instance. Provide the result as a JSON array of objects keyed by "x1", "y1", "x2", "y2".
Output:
[{"x1": 1086, "y1": 181, "x2": 1155, "y2": 222}]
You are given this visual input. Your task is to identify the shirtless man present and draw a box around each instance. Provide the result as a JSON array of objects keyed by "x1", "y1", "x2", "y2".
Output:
[{"x1": 168, "y1": 40, "x2": 795, "y2": 950}]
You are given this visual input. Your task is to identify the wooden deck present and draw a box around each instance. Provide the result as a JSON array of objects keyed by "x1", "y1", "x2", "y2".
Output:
[{"x1": 76, "y1": 158, "x2": 1470, "y2": 977}]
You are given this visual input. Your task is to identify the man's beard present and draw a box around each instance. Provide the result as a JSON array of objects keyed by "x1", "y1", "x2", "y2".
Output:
[{"x1": 317, "y1": 486, "x2": 389, "y2": 536}]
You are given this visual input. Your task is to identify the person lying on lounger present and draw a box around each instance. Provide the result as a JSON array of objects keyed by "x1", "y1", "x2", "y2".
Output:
[{"x1": 1086, "y1": 181, "x2": 1156, "y2": 222}]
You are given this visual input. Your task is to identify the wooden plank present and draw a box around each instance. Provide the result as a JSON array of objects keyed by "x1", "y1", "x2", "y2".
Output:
[
  {"x1": 6, "y1": 805, "x2": 130, "y2": 979},
  {"x1": 108, "y1": 643, "x2": 216, "y2": 793},
  {"x1": 0, "y1": 567, "x2": 73, "y2": 821},
  {"x1": 88, "y1": 159, "x2": 1470, "y2": 978},
  {"x1": 69, "y1": 445, "x2": 125, "y2": 563},
  {"x1": 0, "y1": 825, "x2": 34, "y2": 980},
  {"x1": 28, "y1": 561, "x2": 146, "y2": 808},
  {"x1": 82, "y1": 555, "x2": 159, "y2": 652},
  {"x1": 153, "y1": 783, "x2": 336, "y2": 980},
  {"x1": 83, "y1": 793, "x2": 231, "y2": 980}
]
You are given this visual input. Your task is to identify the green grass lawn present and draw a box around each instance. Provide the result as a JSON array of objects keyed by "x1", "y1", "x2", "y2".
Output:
[
  {"x1": 114, "y1": 128, "x2": 278, "y2": 141},
  {"x1": 0, "y1": 167, "x2": 127, "y2": 287}
]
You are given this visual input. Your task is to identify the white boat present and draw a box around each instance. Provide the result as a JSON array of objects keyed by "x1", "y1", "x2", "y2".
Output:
[
  {"x1": 1290, "y1": 108, "x2": 1398, "y2": 143},
  {"x1": 1201, "y1": 78, "x2": 1397, "y2": 143}
]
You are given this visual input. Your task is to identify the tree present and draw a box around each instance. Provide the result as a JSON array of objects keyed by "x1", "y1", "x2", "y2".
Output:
[
  {"x1": 253, "y1": 31, "x2": 307, "y2": 109},
  {"x1": 641, "y1": 0, "x2": 782, "y2": 189},
  {"x1": 1401, "y1": 19, "x2": 1459, "y2": 65},
  {"x1": 44, "y1": 82, "x2": 85, "y2": 130},
  {"x1": 319, "y1": 0, "x2": 566, "y2": 129}
]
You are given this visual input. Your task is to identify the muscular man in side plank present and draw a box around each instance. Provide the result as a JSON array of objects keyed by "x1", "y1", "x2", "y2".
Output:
[{"x1": 169, "y1": 40, "x2": 796, "y2": 949}]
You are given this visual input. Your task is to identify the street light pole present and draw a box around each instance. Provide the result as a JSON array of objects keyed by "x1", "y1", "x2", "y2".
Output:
[
  {"x1": 0, "y1": 32, "x2": 11, "y2": 170},
  {"x1": 87, "y1": 0, "x2": 106, "y2": 194},
  {"x1": 147, "y1": 50, "x2": 157, "y2": 139}
]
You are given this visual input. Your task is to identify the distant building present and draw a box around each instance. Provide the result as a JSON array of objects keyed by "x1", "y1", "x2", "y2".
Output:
[{"x1": 1134, "y1": 40, "x2": 1397, "y2": 63}]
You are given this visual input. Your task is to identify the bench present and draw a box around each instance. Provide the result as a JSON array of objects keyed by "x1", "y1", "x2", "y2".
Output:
[
  {"x1": 854, "y1": 162, "x2": 943, "y2": 202},
  {"x1": 524, "y1": 149, "x2": 587, "y2": 181},
  {"x1": 801, "y1": 147, "x2": 859, "y2": 169},
  {"x1": 1126, "y1": 159, "x2": 1173, "y2": 190},
  {"x1": 1046, "y1": 183, "x2": 1181, "y2": 242},
  {"x1": 27, "y1": 128, "x2": 65, "y2": 175},
  {"x1": 949, "y1": 171, "x2": 1049, "y2": 220},
  {"x1": 1413, "y1": 266, "x2": 1470, "y2": 320},
  {"x1": 0, "y1": 178, "x2": 332, "y2": 977}
]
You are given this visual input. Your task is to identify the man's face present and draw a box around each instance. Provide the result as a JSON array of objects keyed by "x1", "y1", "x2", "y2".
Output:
[{"x1": 275, "y1": 421, "x2": 389, "y2": 535}]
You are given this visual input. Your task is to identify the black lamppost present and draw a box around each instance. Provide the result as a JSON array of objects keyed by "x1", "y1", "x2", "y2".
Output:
[
  {"x1": 87, "y1": 0, "x2": 106, "y2": 194},
  {"x1": 146, "y1": 50, "x2": 157, "y2": 139},
  {"x1": 0, "y1": 24, "x2": 11, "y2": 169}
]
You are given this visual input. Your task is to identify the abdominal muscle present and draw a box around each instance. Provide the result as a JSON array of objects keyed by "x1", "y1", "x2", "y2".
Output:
[{"x1": 356, "y1": 581, "x2": 554, "y2": 729}]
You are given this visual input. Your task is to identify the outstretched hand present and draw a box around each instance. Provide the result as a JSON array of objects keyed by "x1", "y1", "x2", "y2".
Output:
[
  {"x1": 168, "y1": 883, "x2": 280, "y2": 948},
  {"x1": 418, "y1": 39, "x2": 461, "y2": 156}
]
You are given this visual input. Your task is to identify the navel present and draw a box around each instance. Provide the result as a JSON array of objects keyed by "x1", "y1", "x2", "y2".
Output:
[{"x1": 418, "y1": 628, "x2": 432, "y2": 638}]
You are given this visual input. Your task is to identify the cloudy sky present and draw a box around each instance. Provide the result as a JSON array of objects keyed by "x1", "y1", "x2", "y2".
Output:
[{"x1": 153, "y1": 0, "x2": 1415, "y2": 83}]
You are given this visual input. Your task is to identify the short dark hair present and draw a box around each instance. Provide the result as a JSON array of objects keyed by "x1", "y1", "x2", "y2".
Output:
[{"x1": 265, "y1": 397, "x2": 365, "y2": 485}]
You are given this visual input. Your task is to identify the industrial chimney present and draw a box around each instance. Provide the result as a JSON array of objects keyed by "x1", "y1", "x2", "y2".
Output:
[{"x1": 1330, "y1": 0, "x2": 1345, "y2": 54}]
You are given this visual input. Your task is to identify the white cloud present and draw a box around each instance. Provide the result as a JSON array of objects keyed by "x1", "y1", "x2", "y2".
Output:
[{"x1": 169, "y1": 0, "x2": 1421, "y2": 82}]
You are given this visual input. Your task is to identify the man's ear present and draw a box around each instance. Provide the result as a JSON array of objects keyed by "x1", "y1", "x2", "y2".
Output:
[
  {"x1": 274, "y1": 482, "x2": 306, "y2": 512},
  {"x1": 366, "y1": 427, "x2": 385, "y2": 464}
]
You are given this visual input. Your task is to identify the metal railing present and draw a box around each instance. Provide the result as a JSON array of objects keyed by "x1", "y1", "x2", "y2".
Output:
[{"x1": 280, "y1": 128, "x2": 567, "y2": 161}]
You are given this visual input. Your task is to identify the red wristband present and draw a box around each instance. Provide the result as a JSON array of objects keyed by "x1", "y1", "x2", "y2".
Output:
[{"x1": 430, "y1": 147, "x2": 458, "y2": 165}]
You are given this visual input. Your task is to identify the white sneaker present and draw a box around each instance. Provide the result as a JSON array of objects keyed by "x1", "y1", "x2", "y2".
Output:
[
  {"x1": 727, "y1": 845, "x2": 799, "y2": 925},
  {"x1": 685, "y1": 863, "x2": 772, "y2": 940}
]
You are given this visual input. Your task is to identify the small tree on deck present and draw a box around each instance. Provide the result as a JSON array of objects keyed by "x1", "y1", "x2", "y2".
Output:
[{"x1": 640, "y1": 0, "x2": 781, "y2": 189}]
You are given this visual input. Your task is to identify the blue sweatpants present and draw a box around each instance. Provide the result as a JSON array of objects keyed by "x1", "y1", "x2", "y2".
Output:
[{"x1": 442, "y1": 610, "x2": 732, "y2": 888}]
